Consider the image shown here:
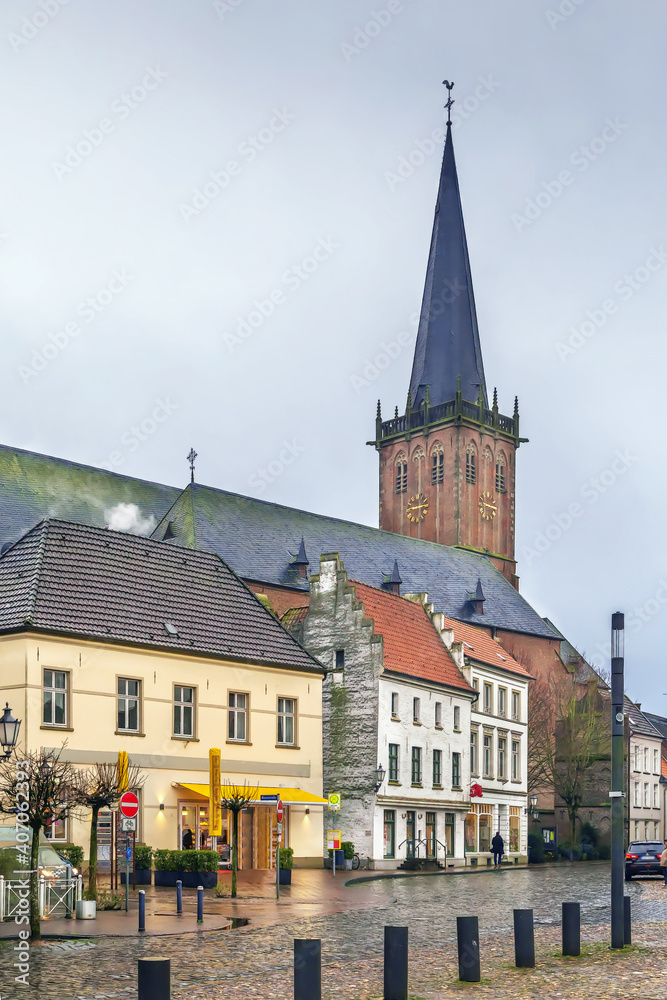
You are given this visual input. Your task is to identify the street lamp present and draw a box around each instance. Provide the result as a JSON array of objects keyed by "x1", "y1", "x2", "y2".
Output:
[
  {"x1": 374, "y1": 764, "x2": 386, "y2": 793},
  {"x1": 610, "y1": 611, "x2": 625, "y2": 950},
  {"x1": 525, "y1": 793, "x2": 538, "y2": 820},
  {"x1": 0, "y1": 704, "x2": 21, "y2": 758}
]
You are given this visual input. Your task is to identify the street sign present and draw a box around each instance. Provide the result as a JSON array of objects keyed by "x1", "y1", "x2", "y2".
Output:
[
  {"x1": 327, "y1": 792, "x2": 341, "y2": 811},
  {"x1": 260, "y1": 794, "x2": 279, "y2": 802},
  {"x1": 277, "y1": 799, "x2": 284, "y2": 823},
  {"x1": 326, "y1": 829, "x2": 342, "y2": 850},
  {"x1": 121, "y1": 816, "x2": 137, "y2": 832},
  {"x1": 119, "y1": 791, "x2": 139, "y2": 818}
]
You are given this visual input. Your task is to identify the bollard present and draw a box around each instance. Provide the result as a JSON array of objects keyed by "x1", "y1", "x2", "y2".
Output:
[
  {"x1": 138, "y1": 890, "x2": 145, "y2": 933},
  {"x1": 197, "y1": 885, "x2": 203, "y2": 924},
  {"x1": 176, "y1": 880, "x2": 182, "y2": 915},
  {"x1": 138, "y1": 957, "x2": 170, "y2": 1000},
  {"x1": 624, "y1": 895, "x2": 631, "y2": 946},
  {"x1": 294, "y1": 939, "x2": 321, "y2": 1000},
  {"x1": 562, "y1": 901, "x2": 580, "y2": 957},
  {"x1": 513, "y1": 909, "x2": 535, "y2": 968},
  {"x1": 384, "y1": 925, "x2": 408, "y2": 1000},
  {"x1": 457, "y1": 916, "x2": 480, "y2": 983}
]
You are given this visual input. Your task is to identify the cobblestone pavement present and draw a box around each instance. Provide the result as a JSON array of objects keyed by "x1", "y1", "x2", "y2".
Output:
[{"x1": 1, "y1": 865, "x2": 666, "y2": 998}]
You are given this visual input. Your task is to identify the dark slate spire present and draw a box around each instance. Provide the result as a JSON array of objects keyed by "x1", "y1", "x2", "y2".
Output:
[
  {"x1": 293, "y1": 537, "x2": 309, "y2": 579},
  {"x1": 472, "y1": 577, "x2": 486, "y2": 614},
  {"x1": 408, "y1": 96, "x2": 487, "y2": 409},
  {"x1": 383, "y1": 559, "x2": 402, "y2": 595}
]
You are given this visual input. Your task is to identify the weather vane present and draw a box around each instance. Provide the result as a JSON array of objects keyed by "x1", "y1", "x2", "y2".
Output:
[
  {"x1": 187, "y1": 447, "x2": 197, "y2": 484},
  {"x1": 443, "y1": 79, "x2": 455, "y2": 127}
]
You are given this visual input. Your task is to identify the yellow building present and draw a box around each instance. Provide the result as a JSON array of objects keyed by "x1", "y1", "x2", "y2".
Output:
[{"x1": 0, "y1": 519, "x2": 325, "y2": 868}]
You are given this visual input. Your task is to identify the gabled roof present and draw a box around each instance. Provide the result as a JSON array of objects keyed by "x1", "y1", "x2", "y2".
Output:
[
  {"x1": 439, "y1": 615, "x2": 531, "y2": 679},
  {"x1": 408, "y1": 123, "x2": 487, "y2": 408},
  {"x1": 624, "y1": 697, "x2": 663, "y2": 739},
  {"x1": 643, "y1": 712, "x2": 667, "y2": 741},
  {"x1": 349, "y1": 581, "x2": 473, "y2": 694},
  {"x1": 0, "y1": 519, "x2": 322, "y2": 674}
]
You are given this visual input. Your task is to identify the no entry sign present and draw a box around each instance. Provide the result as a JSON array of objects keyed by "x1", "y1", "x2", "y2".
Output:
[
  {"x1": 119, "y1": 791, "x2": 139, "y2": 818},
  {"x1": 276, "y1": 799, "x2": 284, "y2": 823}
]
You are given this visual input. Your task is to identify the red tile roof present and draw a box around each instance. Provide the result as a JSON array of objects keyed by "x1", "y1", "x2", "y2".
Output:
[
  {"x1": 439, "y1": 616, "x2": 532, "y2": 679},
  {"x1": 350, "y1": 582, "x2": 473, "y2": 693},
  {"x1": 662, "y1": 754, "x2": 667, "y2": 781}
]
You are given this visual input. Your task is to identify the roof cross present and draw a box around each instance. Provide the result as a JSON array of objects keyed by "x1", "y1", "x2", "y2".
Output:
[
  {"x1": 187, "y1": 447, "x2": 198, "y2": 484},
  {"x1": 443, "y1": 79, "x2": 455, "y2": 127}
]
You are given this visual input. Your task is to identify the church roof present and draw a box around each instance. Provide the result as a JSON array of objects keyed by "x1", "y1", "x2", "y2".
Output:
[{"x1": 408, "y1": 123, "x2": 487, "y2": 408}]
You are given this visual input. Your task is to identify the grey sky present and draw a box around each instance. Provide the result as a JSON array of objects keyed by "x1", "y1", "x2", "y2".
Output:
[{"x1": 1, "y1": 1, "x2": 665, "y2": 707}]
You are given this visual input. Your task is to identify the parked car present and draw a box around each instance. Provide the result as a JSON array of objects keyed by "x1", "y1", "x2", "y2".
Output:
[
  {"x1": 625, "y1": 841, "x2": 664, "y2": 880},
  {"x1": 0, "y1": 824, "x2": 76, "y2": 880}
]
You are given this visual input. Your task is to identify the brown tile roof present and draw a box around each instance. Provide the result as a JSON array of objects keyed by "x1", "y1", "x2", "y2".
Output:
[
  {"x1": 349, "y1": 582, "x2": 473, "y2": 693},
  {"x1": 662, "y1": 755, "x2": 667, "y2": 781},
  {"x1": 281, "y1": 606, "x2": 309, "y2": 630},
  {"x1": 439, "y1": 615, "x2": 531, "y2": 678}
]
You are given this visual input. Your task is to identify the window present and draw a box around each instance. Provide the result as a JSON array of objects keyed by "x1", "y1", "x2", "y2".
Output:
[
  {"x1": 453, "y1": 705, "x2": 461, "y2": 731},
  {"x1": 483, "y1": 683, "x2": 493, "y2": 714},
  {"x1": 228, "y1": 692, "x2": 248, "y2": 742},
  {"x1": 44, "y1": 806, "x2": 67, "y2": 841},
  {"x1": 413, "y1": 697, "x2": 420, "y2": 724},
  {"x1": 511, "y1": 739, "x2": 520, "y2": 781},
  {"x1": 643, "y1": 782, "x2": 649, "y2": 807},
  {"x1": 384, "y1": 810, "x2": 395, "y2": 858},
  {"x1": 411, "y1": 747, "x2": 422, "y2": 785},
  {"x1": 277, "y1": 698, "x2": 296, "y2": 745},
  {"x1": 654, "y1": 748, "x2": 660, "y2": 774},
  {"x1": 472, "y1": 677, "x2": 479, "y2": 692},
  {"x1": 511, "y1": 690, "x2": 520, "y2": 721},
  {"x1": 117, "y1": 678, "x2": 140, "y2": 732},
  {"x1": 498, "y1": 688, "x2": 507, "y2": 718},
  {"x1": 174, "y1": 685, "x2": 194, "y2": 738},
  {"x1": 634, "y1": 745, "x2": 640, "y2": 771},
  {"x1": 435, "y1": 702, "x2": 442, "y2": 728},
  {"x1": 495, "y1": 459, "x2": 506, "y2": 493},
  {"x1": 633, "y1": 781, "x2": 640, "y2": 807},
  {"x1": 335, "y1": 650, "x2": 345, "y2": 670},
  {"x1": 388, "y1": 743, "x2": 399, "y2": 783},
  {"x1": 391, "y1": 692, "x2": 399, "y2": 718},
  {"x1": 633, "y1": 820, "x2": 639, "y2": 840},
  {"x1": 644, "y1": 747, "x2": 649, "y2": 772},
  {"x1": 653, "y1": 783, "x2": 659, "y2": 808},
  {"x1": 395, "y1": 459, "x2": 408, "y2": 494},
  {"x1": 483, "y1": 733, "x2": 493, "y2": 778},
  {"x1": 452, "y1": 752, "x2": 461, "y2": 788},
  {"x1": 470, "y1": 730, "x2": 479, "y2": 775},
  {"x1": 433, "y1": 749, "x2": 442, "y2": 786},
  {"x1": 431, "y1": 450, "x2": 444, "y2": 485},
  {"x1": 466, "y1": 447, "x2": 476, "y2": 484},
  {"x1": 43, "y1": 669, "x2": 68, "y2": 727},
  {"x1": 498, "y1": 736, "x2": 507, "y2": 779}
]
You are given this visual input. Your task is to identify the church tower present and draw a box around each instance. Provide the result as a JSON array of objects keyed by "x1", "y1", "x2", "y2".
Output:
[{"x1": 369, "y1": 88, "x2": 525, "y2": 587}]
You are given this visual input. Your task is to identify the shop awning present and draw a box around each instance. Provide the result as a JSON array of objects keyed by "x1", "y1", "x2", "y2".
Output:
[{"x1": 175, "y1": 782, "x2": 328, "y2": 806}]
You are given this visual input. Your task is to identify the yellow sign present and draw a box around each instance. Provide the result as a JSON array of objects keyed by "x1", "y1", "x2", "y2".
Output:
[
  {"x1": 117, "y1": 751, "x2": 129, "y2": 794},
  {"x1": 327, "y1": 792, "x2": 341, "y2": 811},
  {"x1": 326, "y1": 829, "x2": 342, "y2": 850},
  {"x1": 209, "y1": 748, "x2": 222, "y2": 836}
]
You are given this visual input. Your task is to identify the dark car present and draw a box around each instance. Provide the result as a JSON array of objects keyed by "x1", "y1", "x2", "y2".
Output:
[{"x1": 625, "y1": 841, "x2": 664, "y2": 880}]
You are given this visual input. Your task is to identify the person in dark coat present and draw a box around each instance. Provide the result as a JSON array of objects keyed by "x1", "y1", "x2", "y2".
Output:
[
  {"x1": 182, "y1": 827, "x2": 194, "y2": 850},
  {"x1": 491, "y1": 831, "x2": 504, "y2": 868}
]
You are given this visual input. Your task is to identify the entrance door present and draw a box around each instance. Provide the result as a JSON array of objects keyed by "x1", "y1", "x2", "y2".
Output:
[
  {"x1": 406, "y1": 811, "x2": 416, "y2": 859},
  {"x1": 425, "y1": 812, "x2": 436, "y2": 859}
]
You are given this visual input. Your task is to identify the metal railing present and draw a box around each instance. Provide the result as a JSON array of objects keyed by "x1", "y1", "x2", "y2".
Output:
[{"x1": 0, "y1": 874, "x2": 83, "y2": 920}]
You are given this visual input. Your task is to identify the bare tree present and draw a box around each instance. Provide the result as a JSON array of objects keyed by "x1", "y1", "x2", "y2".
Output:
[
  {"x1": 219, "y1": 781, "x2": 259, "y2": 898},
  {"x1": 0, "y1": 746, "x2": 76, "y2": 939},
  {"x1": 71, "y1": 762, "x2": 145, "y2": 899}
]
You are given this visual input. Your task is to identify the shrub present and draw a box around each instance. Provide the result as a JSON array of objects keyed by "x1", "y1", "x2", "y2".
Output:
[
  {"x1": 97, "y1": 891, "x2": 123, "y2": 910},
  {"x1": 527, "y1": 834, "x2": 544, "y2": 863},
  {"x1": 598, "y1": 844, "x2": 611, "y2": 860},
  {"x1": 135, "y1": 845, "x2": 153, "y2": 871},
  {"x1": 279, "y1": 847, "x2": 294, "y2": 869},
  {"x1": 58, "y1": 844, "x2": 84, "y2": 870},
  {"x1": 154, "y1": 849, "x2": 219, "y2": 873},
  {"x1": 342, "y1": 841, "x2": 355, "y2": 860},
  {"x1": 579, "y1": 822, "x2": 598, "y2": 847}
]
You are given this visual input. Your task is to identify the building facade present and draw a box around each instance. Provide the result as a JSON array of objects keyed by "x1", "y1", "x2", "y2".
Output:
[{"x1": 626, "y1": 700, "x2": 664, "y2": 843}]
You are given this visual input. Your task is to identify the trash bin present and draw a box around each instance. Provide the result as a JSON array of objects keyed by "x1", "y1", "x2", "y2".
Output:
[{"x1": 333, "y1": 849, "x2": 344, "y2": 869}]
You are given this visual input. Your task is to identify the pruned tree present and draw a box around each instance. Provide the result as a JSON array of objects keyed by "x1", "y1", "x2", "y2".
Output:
[
  {"x1": 70, "y1": 761, "x2": 145, "y2": 899},
  {"x1": 0, "y1": 746, "x2": 76, "y2": 939},
  {"x1": 219, "y1": 781, "x2": 258, "y2": 898}
]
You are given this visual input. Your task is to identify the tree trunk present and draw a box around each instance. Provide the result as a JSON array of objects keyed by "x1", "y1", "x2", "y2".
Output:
[
  {"x1": 29, "y1": 823, "x2": 41, "y2": 940},
  {"x1": 231, "y1": 808, "x2": 239, "y2": 899},
  {"x1": 569, "y1": 808, "x2": 577, "y2": 856},
  {"x1": 88, "y1": 803, "x2": 100, "y2": 899}
]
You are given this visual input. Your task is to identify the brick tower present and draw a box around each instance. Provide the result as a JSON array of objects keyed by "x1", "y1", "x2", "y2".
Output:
[{"x1": 369, "y1": 98, "x2": 526, "y2": 587}]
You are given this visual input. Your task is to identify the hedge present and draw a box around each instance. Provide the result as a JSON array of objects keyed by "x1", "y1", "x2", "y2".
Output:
[{"x1": 153, "y1": 849, "x2": 219, "y2": 872}]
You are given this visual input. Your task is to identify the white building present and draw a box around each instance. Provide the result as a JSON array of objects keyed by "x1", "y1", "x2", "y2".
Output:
[{"x1": 626, "y1": 699, "x2": 664, "y2": 843}]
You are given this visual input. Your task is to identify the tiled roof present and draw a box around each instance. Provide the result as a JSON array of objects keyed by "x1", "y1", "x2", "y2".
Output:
[
  {"x1": 281, "y1": 606, "x2": 309, "y2": 630},
  {"x1": 349, "y1": 582, "x2": 473, "y2": 693},
  {"x1": 662, "y1": 755, "x2": 667, "y2": 781},
  {"x1": 644, "y1": 712, "x2": 667, "y2": 741},
  {"x1": 624, "y1": 698, "x2": 663, "y2": 739},
  {"x1": 0, "y1": 520, "x2": 322, "y2": 674},
  {"x1": 439, "y1": 615, "x2": 531, "y2": 678}
]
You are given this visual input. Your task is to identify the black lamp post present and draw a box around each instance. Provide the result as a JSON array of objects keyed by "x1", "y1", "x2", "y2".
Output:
[
  {"x1": 610, "y1": 612, "x2": 625, "y2": 950},
  {"x1": 374, "y1": 764, "x2": 386, "y2": 793},
  {"x1": 0, "y1": 704, "x2": 21, "y2": 758}
]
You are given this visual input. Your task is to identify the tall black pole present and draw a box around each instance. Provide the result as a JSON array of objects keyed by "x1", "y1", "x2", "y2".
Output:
[{"x1": 610, "y1": 612, "x2": 625, "y2": 949}]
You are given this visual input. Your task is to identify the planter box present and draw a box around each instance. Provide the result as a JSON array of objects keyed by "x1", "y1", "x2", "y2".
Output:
[
  {"x1": 75, "y1": 900, "x2": 96, "y2": 920},
  {"x1": 278, "y1": 868, "x2": 292, "y2": 885},
  {"x1": 344, "y1": 859, "x2": 353, "y2": 870},
  {"x1": 120, "y1": 870, "x2": 152, "y2": 885},
  {"x1": 154, "y1": 870, "x2": 217, "y2": 889}
]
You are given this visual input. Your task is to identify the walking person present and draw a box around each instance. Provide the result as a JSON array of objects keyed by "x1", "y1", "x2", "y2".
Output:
[
  {"x1": 660, "y1": 839, "x2": 667, "y2": 887},
  {"x1": 492, "y1": 830, "x2": 504, "y2": 869}
]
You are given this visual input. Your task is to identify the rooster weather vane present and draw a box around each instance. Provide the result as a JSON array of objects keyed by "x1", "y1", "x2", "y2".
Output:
[{"x1": 443, "y1": 79, "x2": 455, "y2": 127}]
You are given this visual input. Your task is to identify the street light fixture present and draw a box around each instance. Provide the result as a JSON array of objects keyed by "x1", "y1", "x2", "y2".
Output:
[
  {"x1": 374, "y1": 764, "x2": 386, "y2": 793},
  {"x1": 0, "y1": 704, "x2": 21, "y2": 758},
  {"x1": 525, "y1": 793, "x2": 539, "y2": 820}
]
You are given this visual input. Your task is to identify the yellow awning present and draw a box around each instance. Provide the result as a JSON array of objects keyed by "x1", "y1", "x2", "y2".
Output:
[{"x1": 175, "y1": 782, "x2": 327, "y2": 806}]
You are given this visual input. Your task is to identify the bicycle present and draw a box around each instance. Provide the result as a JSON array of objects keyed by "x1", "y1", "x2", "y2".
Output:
[{"x1": 351, "y1": 852, "x2": 361, "y2": 870}]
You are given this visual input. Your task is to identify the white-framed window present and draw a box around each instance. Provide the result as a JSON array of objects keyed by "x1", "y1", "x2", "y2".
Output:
[
  {"x1": 43, "y1": 669, "x2": 68, "y2": 727},
  {"x1": 470, "y1": 730, "x2": 479, "y2": 775},
  {"x1": 634, "y1": 745, "x2": 640, "y2": 771},
  {"x1": 435, "y1": 702, "x2": 442, "y2": 727},
  {"x1": 498, "y1": 688, "x2": 507, "y2": 718},
  {"x1": 511, "y1": 739, "x2": 520, "y2": 781},
  {"x1": 633, "y1": 820, "x2": 639, "y2": 839},
  {"x1": 644, "y1": 747, "x2": 649, "y2": 772},
  {"x1": 633, "y1": 781, "x2": 640, "y2": 807},
  {"x1": 472, "y1": 677, "x2": 479, "y2": 692},
  {"x1": 433, "y1": 748, "x2": 442, "y2": 786},
  {"x1": 391, "y1": 692, "x2": 399, "y2": 718},
  {"x1": 453, "y1": 705, "x2": 461, "y2": 731},
  {"x1": 653, "y1": 783, "x2": 659, "y2": 808},
  {"x1": 173, "y1": 685, "x2": 194, "y2": 738},
  {"x1": 388, "y1": 743, "x2": 399, "y2": 782},
  {"x1": 654, "y1": 748, "x2": 660, "y2": 774},
  {"x1": 228, "y1": 692, "x2": 248, "y2": 742},
  {"x1": 411, "y1": 746, "x2": 422, "y2": 785},
  {"x1": 483, "y1": 732, "x2": 493, "y2": 778},
  {"x1": 117, "y1": 678, "x2": 140, "y2": 732},
  {"x1": 498, "y1": 736, "x2": 507, "y2": 779},
  {"x1": 413, "y1": 697, "x2": 421, "y2": 724},
  {"x1": 451, "y1": 752, "x2": 461, "y2": 788},
  {"x1": 277, "y1": 697, "x2": 296, "y2": 745},
  {"x1": 484, "y1": 683, "x2": 493, "y2": 714},
  {"x1": 44, "y1": 805, "x2": 67, "y2": 842},
  {"x1": 643, "y1": 781, "x2": 649, "y2": 807},
  {"x1": 511, "y1": 690, "x2": 520, "y2": 721}
]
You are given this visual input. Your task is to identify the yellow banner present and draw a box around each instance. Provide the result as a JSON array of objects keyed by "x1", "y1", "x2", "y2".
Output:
[
  {"x1": 117, "y1": 751, "x2": 129, "y2": 793},
  {"x1": 209, "y1": 748, "x2": 222, "y2": 836}
]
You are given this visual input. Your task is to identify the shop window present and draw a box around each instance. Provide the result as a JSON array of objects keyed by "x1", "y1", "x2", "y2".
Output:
[
  {"x1": 383, "y1": 810, "x2": 396, "y2": 858},
  {"x1": 465, "y1": 812, "x2": 477, "y2": 853}
]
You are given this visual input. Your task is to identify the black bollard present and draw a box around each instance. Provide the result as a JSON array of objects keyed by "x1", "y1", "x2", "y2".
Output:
[
  {"x1": 138, "y1": 957, "x2": 170, "y2": 1000},
  {"x1": 384, "y1": 925, "x2": 408, "y2": 1000},
  {"x1": 176, "y1": 880, "x2": 182, "y2": 915},
  {"x1": 138, "y1": 890, "x2": 145, "y2": 933},
  {"x1": 457, "y1": 916, "x2": 480, "y2": 983},
  {"x1": 624, "y1": 895, "x2": 631, "y2": 946},
  {"x1": 197, "y1": 885, "x2": 203, "y2": 924},
  {"x1": 562, "y1": 901, "x2": 580, "y2": 957},
  {"x1": 294, "y1": 939, "x2": 321, "y2": 1000},
  {"x1": 513, "y1": 908, "x2": 535, "y2": 968}
]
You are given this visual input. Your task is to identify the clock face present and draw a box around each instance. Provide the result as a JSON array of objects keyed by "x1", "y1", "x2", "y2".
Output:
[
  {"x1": 406, "y1": 493, "x2": 429, "y2": 523},
  {"x1": 479, "y1": 491, "x2": 497, "y2": 520}
]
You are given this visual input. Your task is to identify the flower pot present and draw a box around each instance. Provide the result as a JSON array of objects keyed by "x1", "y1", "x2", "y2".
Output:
[
  {"x1": 120, "y1": 870, "x2": 152, "y2": 885},
  {"x1": 278, "y1": 868, "x2": 292, "y2": 885},
  {"x1": 75, "y1": 900, "x2": 96, "y2": 920}
]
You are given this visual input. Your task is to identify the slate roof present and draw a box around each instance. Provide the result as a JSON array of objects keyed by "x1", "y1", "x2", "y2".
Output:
[
  {"x1": 439, "y1": 615, "x2": 531, "y2": 679},
  {"x1": 643, "y1": 712, "x2": 667, "y2": 741},
  {"x1": 349, "y1": 582, "x2": 473, "y2": 694},
  {"x1": 0, "y1": 519, "x2": 322, "y2": 674},
  {"x1": 624, "y1": 698, "x2": 663, "y2": 739},
  {"x1": 151, "y1": 484, "x2": 558, "y2": 640}
]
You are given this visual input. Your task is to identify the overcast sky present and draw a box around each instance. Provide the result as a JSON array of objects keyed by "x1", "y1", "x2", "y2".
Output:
[{"x1": 1, "y1": 0, "x2": 665, "y2": 709}]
